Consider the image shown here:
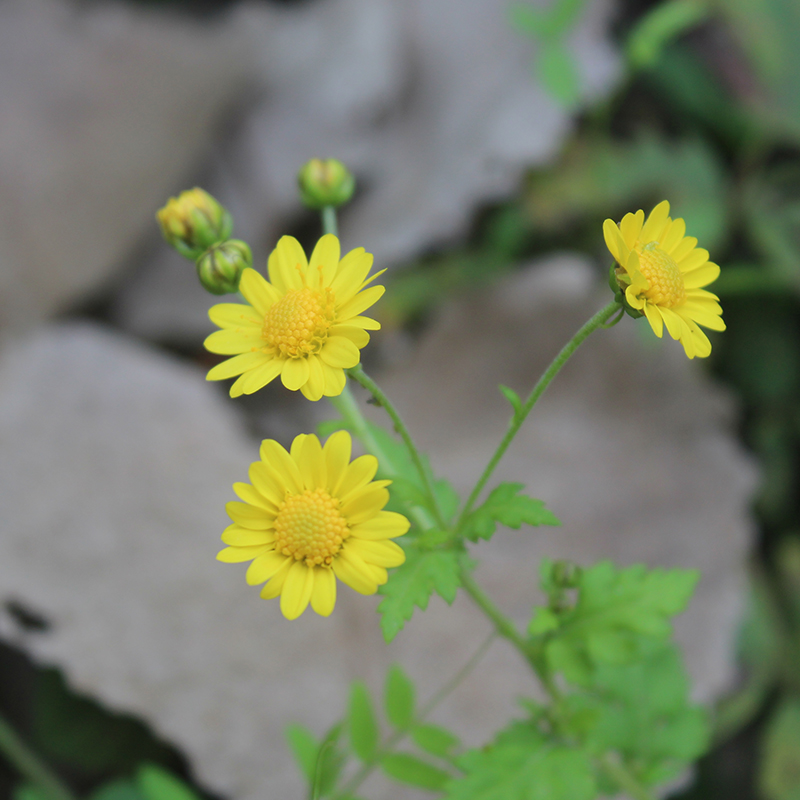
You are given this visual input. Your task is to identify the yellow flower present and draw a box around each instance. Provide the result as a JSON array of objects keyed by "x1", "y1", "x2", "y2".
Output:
[
  {"x1": 204, "y1": 234, "x2": 384, "y2": 400},
  {"x1": 604, "y1": 200, "x2": 725, "y2": 359},
  {"x1": 217, "y1": 431, "x2": 409, "y2": 620}
]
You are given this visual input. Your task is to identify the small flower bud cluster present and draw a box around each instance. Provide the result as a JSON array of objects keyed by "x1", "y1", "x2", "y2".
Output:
[
  {"x1": 297, "y1": 158, "x2": 355, "y2": 210},
  {"x1": 157, "y1": 188, "x2": 250, "y2": 295}
]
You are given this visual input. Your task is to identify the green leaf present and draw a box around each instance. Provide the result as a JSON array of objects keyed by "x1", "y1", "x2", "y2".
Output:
[
  {"x1": 348, "y1": 682, "x2": 379, "y2": 762},
  {"x1": 533, "y1": 561, "x2": 699, "y2": 684},
  {"x1": 285, "y1": 723, "x2": 319, "y2": 783},
  {"x1": 378, "y1": 548, "x2": 463, "y2": 641},
  {"x1": 13, "y1": 786, "x2": 53, "y2": 800},
  {"x1": 536, "y1": 40, "x2": 581, "y2": 107},
  {"x1": 626, "y1": 0, "x2": 709, "y2": 69},
  {"x1": 385, "y1": 664, "x2": 415, "y2": 729},
  {"x1": 465, "y1": 483, "x2": 560, "y2": 542},
  {"x1": 498, "y1": 385, "x2": 523, "y2": 417},
  {"x1": 381, "y1": 753, "x2": 451, "y2": 790},
  {"x1": 314, "y1": 723, "x2": 347, "y2": 797},
  {"x1": 509, "y1": 0, "x2": 587, "y2": 40},
  {"x1": 136, "y1": 765, "x2": 200, "y2": 800},
  {"x1": 561, "y1": 641, "x2": 710, "y2": 788},
  {"x1": 412, "y1": 724, "x2": 461, "y2": 757},
  {"x1": 759, "y1": 699, "x2": 800, "y2": 800},
  {"x1": 447, "y1": 722, "x2": 596, "y2": 800},
  {"x1": 89, "y1": 780, "x2": 145, "y2": 800}
]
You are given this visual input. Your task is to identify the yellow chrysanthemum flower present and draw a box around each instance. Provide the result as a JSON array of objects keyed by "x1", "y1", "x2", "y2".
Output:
[
  {"x1": 217, "y1": 431, "x2": 409, "y2": 620},
  {"x1": 604, "y1": 200, "x2": 725, "y2": 359},
  {"x1": 204, "y1": 234, "x2": 384, "y2": 400}
]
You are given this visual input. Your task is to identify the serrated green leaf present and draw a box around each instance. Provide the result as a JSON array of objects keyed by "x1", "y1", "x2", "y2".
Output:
[
  {"x1": 348, "y1": 682, "x2": 379, "y2": 762},
  {"x1": 381, "y1": 753, "x2": 451, "y2": 790},
  {"x1": 465, "y1": 483, "x2": 560, "y2": 542},
  {"x1": 538, "y1": 561, "x2": 700, "y2": 684},
  {"x1": 560, "y1": 641, "x2": 709, "y2": 789},
  {"x1": 528, "y1": 607, "x2": 560, "y2": 635},
  {"x1": 412, "y1": 724, "x2": 460, "y2": 757},
  {"x1": 385, "y1": 664, "x2": 415, "y2": 729},
  {"x1": 378, "y1": 549, "x2": 463, "y2": 641},
  {"x1": 447, "y1": 722, "x2": 596, "y2": 800},
  {"x1": 537, "y1": 40, "x2": 581, "y2": 107},
  {"x1": 136, "y1": 765, "x2": 200, "y2": 800},
  {"x1": 89, "y1": 780, "x2": 145, "y2": 800},
  {"x1": 760, "y1": 699, "x2": 800, "y2": 800},
  {"x1": 285, "y1": 723, "x2": 319, "y2": 783},
  {"x1": 434, "y1": 478, "x2": 461, "y2": 523},
  {"x1": 498, "y1": 385, "x2": 523, "y2": 417}
]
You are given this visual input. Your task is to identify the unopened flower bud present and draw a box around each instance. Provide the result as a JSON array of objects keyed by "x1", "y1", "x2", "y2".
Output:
[
  {"x1": 550, "y1": 560, "x2": 582, "y2": 589},
  {"x1": 297, "y1": 158, "x2": 355, "y2": 209},
  {"x1": 157, "y1": 188, "x2": 233, "y2": 260},
  {"x1": 196, "y1": 240, "x2": 251, "y2": 295}
]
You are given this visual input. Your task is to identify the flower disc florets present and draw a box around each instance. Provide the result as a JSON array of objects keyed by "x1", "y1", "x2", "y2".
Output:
[
  {"x1": 217, "y1": 431, "x2": 409, "y2": 620},
  {"x1": 604, "y1": 200, "x2": 725, "y2": 359},
  {"x1": 204, "y1": 234, "x2": 384, "y2": 400}
]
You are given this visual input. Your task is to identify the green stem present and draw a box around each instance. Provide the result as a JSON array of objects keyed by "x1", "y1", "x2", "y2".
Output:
[
  {"x1": 347, "y1": 364, "x2": 446, "y2": 528},
  {"x1": 328, "y1": 386, "x2": 436, "y2": 531},
  {"x1": 600, "y1": 756, "x2": 655, "y2": 800},
  {"x1": 322, "y1": 206, "x2": 338, "y2": 238},
  {"x1": 0, "y1": 712, "x2": 76, "y2": 800},
  {"x1": 455, "y1": 299, "x2": 621, "y2": 530},
  {"x1": 332, "y1": 632, "x2": 496, "y2": 800}
]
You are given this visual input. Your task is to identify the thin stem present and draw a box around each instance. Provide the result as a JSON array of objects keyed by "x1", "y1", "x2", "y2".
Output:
[
  {"x1": 347, "y1": 364, "x2": 446, "y2": 528},
  {"x1": 332, "y1": 632, "x2": 496, "y2": 800},
  {"x1": 322, "y1": 206, "x2": 338, "y2": 238},
  {"x1": 0, "y1": 712, "x2": 76, "y2": 800},
  {"x1": 600, "y1": 756, "x2": 655, "y2": 800},
  {"x1": 328, "y1": 387, "x2": 436, "y2": 531},
  {"x1": 455, "y1": 299, "x2": 621, "y2": 530}
]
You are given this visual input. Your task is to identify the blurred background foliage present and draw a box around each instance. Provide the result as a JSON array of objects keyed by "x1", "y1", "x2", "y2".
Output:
[{"x1": 3, "y1": 0, "x2": 800, "y2": 798}]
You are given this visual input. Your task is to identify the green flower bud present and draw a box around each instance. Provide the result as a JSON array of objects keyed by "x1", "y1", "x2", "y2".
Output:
[
  {"x1": 196, "y1": 240, "x2": 251, "y2": 295},
  {"x1": 157, "y1": 188, "x2": 233, "y2": 260},
  {"x1": 550, "y1": 560, "x2": 582, "y2": 589},
  {"x1": 297, "y1": 158, "x2": 355, "y2": 210}
]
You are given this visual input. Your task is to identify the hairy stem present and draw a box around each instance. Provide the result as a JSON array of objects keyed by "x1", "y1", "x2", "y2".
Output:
[{"x1": 455, "y1": 299, "x2": 621, "y2": 530}]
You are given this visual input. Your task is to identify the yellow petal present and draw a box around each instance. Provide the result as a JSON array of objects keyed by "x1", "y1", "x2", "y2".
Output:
[
  {"x1": 297, "y1": 434, "x2": 326, "y2": 491},
  {"x1": 350, "y1": 510, "x2": 410, "y2": 540},
  {"x1": 308, "y1": 234, "x2": 341, "y2": 289},
  {"x1": 347, "y1": 315, "x2": 381, "y2": 331},
  {"x1": 246, "y1": 551, "x2": 290, "y2": 585},
  {"x1": 681, "y1": 306, "x2": 726, "y2": 331},
  {"x1": 682, "y1": 261, "x2": 720, "y2": 289},
  {"x1": 268, "y1": 236, "x2": 307, "y2": 293},
  {"x1": 204, "y1": 329, "x2": 263, "y2": 355},
  {"x1": 340, "y1": 483, "x2": 390, "y2": 525},
  {"x1": 240, "y1": 358, "x2": 283, "y2": 395},
  {"x1": 221, "y1": 524, "x2": 274, "y2": 546},
  {"x1": 321, "y1": 363, "x2": 346, "y2": 397},
  {"x1": 280, "y1": 561, "x2": 315, "y2": 620},
  {"x1": 337, "y1": 285, "x2": 385, "y2": 321},
  {"x1": 603, "y1": 219, "x2": 623, "y2": 264},
  {"x1": 619, "y1": 210, "x2": 644, "y2": 250},
  {"x1": 324, "y1": 431, "x2": 352, "y2": 494},
  {"x1": 208, "y1": 303, "x2": 262, "y2": 329},
  {"x1": 281, "y1": 357, "x2": 310, "y2": 391},
  {"x1": 320, "y1": 336, "x2": 360, "y2": 369},
  {"x1": 670, "y1": 236, "x2": 698, "y2": 262},
  {"x1": 643, "y1": 304, "x2": 664, "y2": 338},
  {"x1": 332, "y1": 550, "x2": 378, "y2": 595},
  {"x1": 640, "y1": 200, "x2": 670, "y2": 243},
  {"x1": 249, "y1": 461, "x2": 286, "y2": 505},
  {"x1": 335, "y1": 454, "x2": 378, "y2": 498},
  {"x1": 329, "y1": 325, "x2": 370, "y2": 349},
  {"x1": 206, "y1": 352, "x2": 266, "y2": 381},
  {"x1": 659, "y1": 307, "x2": 684, "y2": 340},
  {"x1": 677, "y1": 248, "x2": 709, "y2": 272},
  {"x1": 331, "y1": 249, "x2": 374, "y2": 302},
  {"x1": 239, "y1": 268, "x2": 281, "y2": 316},
  {"x1": 259, "y1": 439, "x2": 304, "y2": 495},
  {"x1": 233, "y1": 482, "x2": 278, "y2": 512},
  {"x1": 300, "y1": 355, "x2": 325, "y2": 401},
  {"x1": 260, "y1": 559, "x2": 292, "y2": 599},
  {"x1": 310, "y1": 567, "x2": 337, "y2": 616},
  {"x1": 217, "y1": 544, "x2": 272, "y2": 563},
  {"x1": 346, "y1": 538, "x2": 406, "y2": 568},
  {"x1": 661, "y1": 217, "x2": 686, "y2": 253},
  {"x1": 226, "y1": 501, "x2": 272, "y2": 530}
]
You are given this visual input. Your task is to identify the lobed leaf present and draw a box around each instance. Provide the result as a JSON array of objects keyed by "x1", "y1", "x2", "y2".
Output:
[
  {"x1": 378, "y1": 549, "x2": 462, "y2": 642},
  {"x1": 465, "y1": 483, "x2": 560, "y2": 542}
]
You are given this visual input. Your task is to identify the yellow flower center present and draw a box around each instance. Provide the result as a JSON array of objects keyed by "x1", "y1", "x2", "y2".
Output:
[
  {"x1": 262, "y1": 287, "x2": 335, "y2": 358},
  {"x1": 634, "y1": 242, "x2": 686, "y2": 307},
  {"x1": 274, "y1": 488, "x2": 349, "y2": 567}
]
